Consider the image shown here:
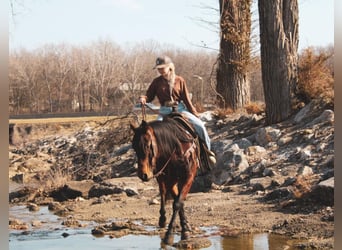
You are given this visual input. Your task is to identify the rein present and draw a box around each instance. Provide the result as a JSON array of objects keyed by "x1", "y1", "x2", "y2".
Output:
[
  {"x1": 153, "y1": 141, "x2": 196, "y2": 178},
  {"x1": 153, "y1": 148, "x2": 176, "y2": 178},
  {"x1": 141, "y1": 104, "x2": 147, "y2": 121},
  {"x1": 141, "y1": 104, "x2": 160, "y2": 121}
]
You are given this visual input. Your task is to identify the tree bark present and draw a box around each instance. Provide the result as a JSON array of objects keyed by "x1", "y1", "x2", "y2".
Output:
[
  {"x1": 258, "y1": 0, "x2": 299, "y2": 124},
  {"x1": 216, "y1": 0, "x2": 251, "y2": 110}
]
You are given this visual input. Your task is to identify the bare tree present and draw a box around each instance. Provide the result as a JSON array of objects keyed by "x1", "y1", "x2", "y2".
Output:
[
  {"x1": 85, "y1": 40, "x2": 124, "y2": 112},
  {"x1": 258, "y1": 0, "x2": 299, "y2": 124},
  {"x1": 216, "y1": 0, "x2": 252, "y2": 110},
  {"x1": 69, "y1": 47, "x2": 89, "y2": 112}
]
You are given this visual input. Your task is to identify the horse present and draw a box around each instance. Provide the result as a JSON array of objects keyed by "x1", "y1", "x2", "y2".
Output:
[{"x1": 130, "y1": 115, "x2": 200, "y2": 245}]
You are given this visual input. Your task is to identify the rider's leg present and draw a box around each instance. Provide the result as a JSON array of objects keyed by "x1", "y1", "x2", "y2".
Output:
[{"x1": 180, "y1": 110, "x2": 211, "y2": 150}]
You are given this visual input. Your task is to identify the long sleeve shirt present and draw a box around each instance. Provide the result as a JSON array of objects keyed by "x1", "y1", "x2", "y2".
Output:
[{"x1": 145, "y1": 75, "x2": 199, "y2": 117}]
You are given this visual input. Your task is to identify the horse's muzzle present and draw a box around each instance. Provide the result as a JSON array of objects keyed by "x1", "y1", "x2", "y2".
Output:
[
  {"x1": 138, "y1": 170, "x2": 153, "y2": 182},
  {"x1": 141, "y1": 173, "x2": 150, "y2": 182}
]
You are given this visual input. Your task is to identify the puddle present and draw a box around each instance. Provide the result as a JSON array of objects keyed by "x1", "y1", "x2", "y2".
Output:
[{"x1": 9, "y1": 206, "x2": 303, "y2": 250}]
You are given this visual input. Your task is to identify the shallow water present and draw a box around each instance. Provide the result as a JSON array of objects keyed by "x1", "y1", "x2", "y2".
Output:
[{"x1": 9, "y1": 205, "x2": 302, "y2": 250}]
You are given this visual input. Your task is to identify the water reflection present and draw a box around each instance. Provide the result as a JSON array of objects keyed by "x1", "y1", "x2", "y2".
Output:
[
  {"x1": 9, "y1": 205, "x2": 302, "y2": 250},
  {"x1": 221, "y1": 233, "x2": 299, "y2": 250},
  {"x1": 9, "y1": 231, "x2": 301, "y2": 250}
]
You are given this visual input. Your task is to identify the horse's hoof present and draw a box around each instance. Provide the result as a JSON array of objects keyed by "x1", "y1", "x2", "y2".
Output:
[
  {"x1": 181, "y1": 231, "x2": 190, "y2": 240},
  {"x1": 162, "y1": 235, "x2": 174, "y2": 245}
]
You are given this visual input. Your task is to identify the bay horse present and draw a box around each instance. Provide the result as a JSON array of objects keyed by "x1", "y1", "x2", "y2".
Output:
[{"x1": 130, "y1": 115, "x2": 200, "y2": 245}]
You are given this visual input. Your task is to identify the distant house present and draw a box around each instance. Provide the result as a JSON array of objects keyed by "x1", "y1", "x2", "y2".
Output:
[{"x1": 118, "y1": 82, "x2": 150, "y2": 92}]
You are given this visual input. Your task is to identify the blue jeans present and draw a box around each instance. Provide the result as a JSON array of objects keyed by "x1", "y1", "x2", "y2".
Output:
[{"x1": 157, "y1": 102, "x2": 211, "y2": 150}]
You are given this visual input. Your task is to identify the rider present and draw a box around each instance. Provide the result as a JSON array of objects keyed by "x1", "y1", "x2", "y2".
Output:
[{"x1": 139, "y1": 55, "x2": 216, "y2": 165}]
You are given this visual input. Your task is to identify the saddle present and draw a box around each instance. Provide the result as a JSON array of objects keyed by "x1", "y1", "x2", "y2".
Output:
[{"x1": 166, "y1": 111, "x2": 212, "y2": 174}]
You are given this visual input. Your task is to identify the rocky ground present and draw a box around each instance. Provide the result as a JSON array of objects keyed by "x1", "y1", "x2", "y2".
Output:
[{"x1": 9, "y1": 99, "x2": 334, "y2": 249}]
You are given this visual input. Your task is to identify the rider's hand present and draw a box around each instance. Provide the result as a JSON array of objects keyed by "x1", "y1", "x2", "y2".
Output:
[{"x1": 139, "y1": 96, "x2": 147, "y2": 105}]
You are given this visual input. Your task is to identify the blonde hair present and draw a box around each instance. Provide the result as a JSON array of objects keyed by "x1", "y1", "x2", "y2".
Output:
[
  {"x1": 168, "y1": 62, "x2": 176, "y2": 91},
  {"x1": 158, "y1": 61, "x2": 176, "y2": 101}
]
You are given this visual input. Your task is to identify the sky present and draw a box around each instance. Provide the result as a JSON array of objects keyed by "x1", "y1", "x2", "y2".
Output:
[{"x1": 9, "y1": 0, "x2": 334, "y2": 52}]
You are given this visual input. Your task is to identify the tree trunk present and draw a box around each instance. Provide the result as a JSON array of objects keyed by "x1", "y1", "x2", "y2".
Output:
[
  {"x1": 258, "y1": 0, "x2": 299, "y2": 124},
  {"x1": 216, "y1": 0, "x2": 251, "y2": 110}
]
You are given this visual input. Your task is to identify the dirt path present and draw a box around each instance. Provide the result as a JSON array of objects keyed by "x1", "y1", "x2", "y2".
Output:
[{"x1": 58, "y1": 177, "x2": 333, "y2": 249}]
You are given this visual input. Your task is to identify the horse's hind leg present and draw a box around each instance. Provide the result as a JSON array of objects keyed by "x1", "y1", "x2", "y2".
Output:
[{"x1": 178, "y1": 163, "x2": 197, "y2": 240}]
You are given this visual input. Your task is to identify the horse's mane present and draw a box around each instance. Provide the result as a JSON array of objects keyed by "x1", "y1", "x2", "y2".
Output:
[{"x1": 149, "y1": 117, "x2": 193, "y2": 157}]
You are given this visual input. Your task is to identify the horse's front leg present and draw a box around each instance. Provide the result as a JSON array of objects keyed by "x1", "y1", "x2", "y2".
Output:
[
  {"x1": 162, "y1": 184, "x2": 179, "y2": 245},
  {"x1": 158, "y1": 180, "x2": 167, "y2": 228},
  {"x1": 163, "y1": 197, "x2": 180, "y2": 245},
  {"x1": 179, "y1": 201, "x2": 191, "y2": 240}
]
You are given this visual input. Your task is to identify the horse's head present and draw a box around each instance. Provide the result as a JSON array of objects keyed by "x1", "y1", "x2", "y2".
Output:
[{"x1": 130, "y1": 120, "x2": 158, "y2": 182}]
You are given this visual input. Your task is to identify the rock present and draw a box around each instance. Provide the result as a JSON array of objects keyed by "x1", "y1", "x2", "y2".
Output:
[
  {"x1": 212, "y1": 149, "x2": 249, "y2": 185},
  {"x1": 9, "y1": 186, "x2": 40, "y2": 203},
  {"x1": 149, "y1": 198, "x2": 160, "y2": 205},
  {"x1": 62, "y1": 217, "x2": 83, "y2": 227},
  {"x1": 294, "y1": 101, "x2": 315, "y2": 123},
  {"x1": 300, "y1": 147, "x2": 312, "y2": 161},
  {"x1": 11, "y1": 173, "x2": 24, "y2": 183},
  {"x1": 48, "y1": 202, "x2": 64, "y2": 211},
  {"x1": 245, "y1": 146, "x2": 267, "y2": 156},
  {"x1": 308, "y1": 177, "x2": 334, "y2": 206},
  {"x1": 255, "y1": 127, "x2": 281, "y2": 146},
  {"x1": 9, "y1": 218, "x2": 30, "y2": 230},
  {"x1": 62, "y1": 232, "x2": 70, "y2": 238},
  {"x1": 264, "y1": 187, "x2": 292, "y2": 201},
  {"x1": 263, "y1": 168, "x2": 275, "y2": 177},
  {"x1": 249, "y1": 177, "x2": 273, "y2": 191},
  {"x1": 49, "y1": 185, "x2": 83, "y2": 202},
  {"x1": 233, "y1": 138, "x2": 252, "y2": 150},
  {"x1": 88, "y1": 184, "x2": 124, "y2": 198},
  {"x1": 65, "y1": 180, "x2": 95, "y2": 198},
  {"x1": 199, "y1": 111, "x2": 213, "y2": 122},
  {"x1": 125, "y1": 188, "x2": 139, "y2": 196},
  {"x1": 31, "y1": 220, "x2": 42, "y2": 227},
  {"x1": 173, "y1": 237, "x2": 212, "y2": 249},
  {"x1": 27, "y1": 203, "x2": 40, "y2": 212},
  {"x1": 308, "y1": 109, "x2": 334, "y2": 126},
  {"x1": 277, "y1": 136, "x2": 293, "y2": 146},
  {"x1": 297, "y1": 166, "x2": 313, "y2": 176}
]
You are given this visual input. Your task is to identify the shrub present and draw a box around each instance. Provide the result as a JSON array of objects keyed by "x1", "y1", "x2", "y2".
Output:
[
  {"x1": 244, "y1": 102, "x2": 265, "y2": 115},
  {"x1": 212, "y1": 108, "x2": 234, "y2": 119},
  {"x1": 296, "y1": 47, "x2": 334, "y2": 107}
]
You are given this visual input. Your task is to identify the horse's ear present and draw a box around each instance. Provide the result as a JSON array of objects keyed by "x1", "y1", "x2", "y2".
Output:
[{"x1": 130, "y1": 121, "x2": 138, "y2": 131}]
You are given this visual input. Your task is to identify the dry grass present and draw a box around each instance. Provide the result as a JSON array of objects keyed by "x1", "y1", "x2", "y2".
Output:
[
  {"x1": 9, "y1": 116, "x2": 118, "y2": 125},
  {"x1": 292, "y1": 175, "x2": 317, "y2": 199},
  {"x1": 212, "y1": 108, "x2": 234, "y2": 119},
  {"x1": 42, "y1": 163, "x2": 72, "y2": 189},
  {"x1": 297, "y1": 47, "x2": 334, "y2": 106},
  {"x1": 244, "y1": 102, "x2": 265, "y2": 115}
]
